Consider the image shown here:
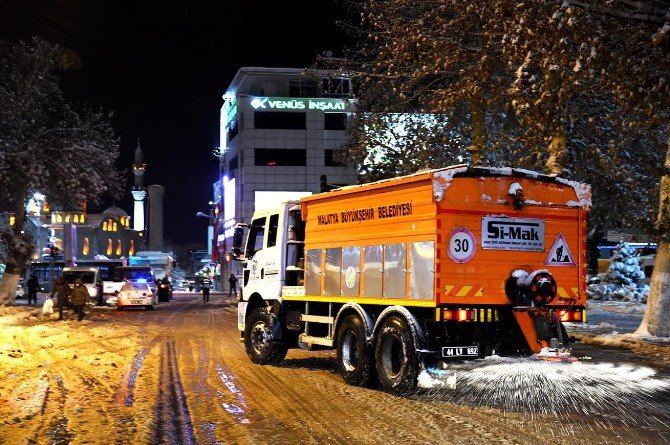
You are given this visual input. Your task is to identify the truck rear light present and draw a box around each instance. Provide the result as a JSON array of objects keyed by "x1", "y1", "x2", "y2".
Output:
[
  {"x1": 556, "y1": 309, "x2": 583, "y2": 322},
  {"x1": 442, "y1": 308, "x2": 475, "y2": 322}
]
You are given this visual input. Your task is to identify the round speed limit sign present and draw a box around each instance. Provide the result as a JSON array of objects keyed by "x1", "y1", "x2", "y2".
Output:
[{"x1": 448, "y1": 227, "x2": 476, "y2": 263}]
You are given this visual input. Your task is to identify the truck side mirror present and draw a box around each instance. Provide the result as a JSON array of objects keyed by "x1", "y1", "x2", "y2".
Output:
[{"x1": 232, "y1": 224, "x2": 247, "y2": 260}]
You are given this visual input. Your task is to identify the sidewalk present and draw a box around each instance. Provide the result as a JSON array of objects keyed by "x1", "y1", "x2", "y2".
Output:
[{"x1": 565, "y1": 300, "x2": 670, "y2": 354}]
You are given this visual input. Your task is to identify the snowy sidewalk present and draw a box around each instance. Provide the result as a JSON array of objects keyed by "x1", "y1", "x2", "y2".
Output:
[{"x1": 565, "y1": 300, "x2": 670, "y2": 354}]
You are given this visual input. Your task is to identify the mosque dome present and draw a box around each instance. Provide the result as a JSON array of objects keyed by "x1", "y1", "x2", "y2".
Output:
[{"x1": 102, "y1": 206, "x2": 129, "y2": 217}]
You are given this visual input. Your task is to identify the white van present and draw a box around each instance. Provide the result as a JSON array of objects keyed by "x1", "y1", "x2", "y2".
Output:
[{"x1": 61, "y1": 267, "x2": 102, "y2": 303}]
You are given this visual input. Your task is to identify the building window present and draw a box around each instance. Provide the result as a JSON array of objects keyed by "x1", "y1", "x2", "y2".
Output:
[
  {"x1": 228, "y1": 120, "x2": 238, "y2": 142},
  {"x1": 102, "y1": 221, "x2": 108, "y2": 231},
  {"x1": 228, "y1": 155, "x2": 238, "y2": 172},
  {"x1": 255, "y1": 149, "x2": 306, "y2": 166},
  {"x1": 106, "y1": 239, "x2": 112, "y2": 256},
  {"x1": 289, "y1": 79, "x2": 318, "y2": 97},
  {"x1": 324, "y1": 113, "x2": 347, "y2": 130},
  {"x1": 116, "y1": 239, "x2": 122, "y2": 256},
  {"x1": 82, "y1": 237, "x2": 90, "y2": 256},
  {"x1": 129, "y1": 239, "x2": 135, "y2": 256},
  {"x1": 322, "y1": 77, "x2": 351, "y2": 97},
  {"x1": 254, "y1": 111, "x2": 306, "y2": 129}
]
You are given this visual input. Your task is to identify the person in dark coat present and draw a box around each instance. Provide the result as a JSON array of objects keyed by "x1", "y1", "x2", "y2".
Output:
[
  {"x1": 26, "y1": 274, "x2": 39, "y2": 305},
  {"x1": 70, "y1": 278, "x2": 90, "y2": 321},
  {"x1": 228, "y1": 274, "x2": 238, "y2": 298},
  {"x1": 201, "y1": 277, "x2": 211, "y2": 303},
  {"x1": 49, "y1": 276, "x2": 71, "y2": 320}
]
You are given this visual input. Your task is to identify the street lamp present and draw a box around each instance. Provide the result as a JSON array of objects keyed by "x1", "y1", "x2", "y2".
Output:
[{"x1": 195, "y1": 209, "x2": 214, "y2": 256}]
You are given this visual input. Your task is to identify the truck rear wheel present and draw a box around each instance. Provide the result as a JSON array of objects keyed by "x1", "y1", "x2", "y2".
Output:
[
  {"x1": 244, "y1": 307, "x2": 288, "y2": 365},
  {"x1": 336, "y1": 315, "x2": 372, "y2": 387},
  {"x1": 374, "y1": 316, "x2": 418, "y2": 395}
]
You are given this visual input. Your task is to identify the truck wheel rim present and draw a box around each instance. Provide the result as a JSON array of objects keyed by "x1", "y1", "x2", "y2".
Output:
[
  {"x1": 341, "y1": 331, "x2": 359, "y2": 371},
  {"x1": 250, "y1": 321, "x2": 270, "y2": 354},
  {"x1": 380, "y1": 335, "x2": 403, "y2": 378}
]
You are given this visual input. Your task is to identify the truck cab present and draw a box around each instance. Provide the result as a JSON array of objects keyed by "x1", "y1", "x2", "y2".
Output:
[{"x1": 234, "y1": 202, "x2": 304, "y2": 331}]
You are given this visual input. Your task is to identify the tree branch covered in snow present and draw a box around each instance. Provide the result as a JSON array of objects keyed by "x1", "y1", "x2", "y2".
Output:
[{"x1": 0, "y1": 38, "x2": 123, "y2": 300}]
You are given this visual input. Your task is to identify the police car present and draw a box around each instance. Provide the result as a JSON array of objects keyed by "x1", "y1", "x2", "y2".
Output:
[{"x1": 116, "y1": 282, "x2": 157, "y2": 310}]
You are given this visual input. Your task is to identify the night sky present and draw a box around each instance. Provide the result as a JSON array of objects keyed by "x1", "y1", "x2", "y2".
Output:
[{"x1": 0, "y1": 0, "x2": 350, "y2": 245}]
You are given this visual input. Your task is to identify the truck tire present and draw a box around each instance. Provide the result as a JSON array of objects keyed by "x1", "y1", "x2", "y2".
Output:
[
  {"x1": 244, "y1": 307, "x2": 288, "y2": 365},
  {"x1": 336, "y1": 315, "x2": 372, "y2": 387},
  {"x1": 374, "y1": 316, "x2": 418, "y2": 395}
]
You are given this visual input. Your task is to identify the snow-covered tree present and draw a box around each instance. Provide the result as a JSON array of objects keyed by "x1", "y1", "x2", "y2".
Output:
[
  {"x1": 588, "y1": 242, "x2": 650, "y2": 302},
  {"x1": 0, "y1": 38, "x2": 122, "y2": 303},
  {"x1": 334, "y1": 1, "x2": 662, "y2": 210}
]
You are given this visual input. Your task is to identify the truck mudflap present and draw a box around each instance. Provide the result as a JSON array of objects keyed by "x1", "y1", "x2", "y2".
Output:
[{"x1": 512, "y1": 306, "x2": 569, "y2": 354}]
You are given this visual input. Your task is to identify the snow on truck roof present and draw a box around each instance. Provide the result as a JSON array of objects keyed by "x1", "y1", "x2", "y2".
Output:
[{"x1": 301, "y1": 164, "x2": 591, "y2": 210}]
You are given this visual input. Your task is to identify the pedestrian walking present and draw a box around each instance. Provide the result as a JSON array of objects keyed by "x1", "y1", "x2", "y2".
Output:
[
  {"x1": 49, "y1": 276, "x2": 71, "y2": 321},
  {"x1": 201, "y1": 277, "x2": 211, "y2": 303},
  {"x1": 70, "y1": 278, "x2": 89, "y2": 321},
  {"x1": 26, "y1": 274, "x2": 39, "y2": 305},
  {"x1": 228, "y1": 273, "x2": 238, "y2": 298}
]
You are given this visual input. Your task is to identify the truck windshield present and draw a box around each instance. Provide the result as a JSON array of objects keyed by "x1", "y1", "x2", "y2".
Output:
[{"x1": 62, "y1": 272, "x2": 95, "y2": 284}]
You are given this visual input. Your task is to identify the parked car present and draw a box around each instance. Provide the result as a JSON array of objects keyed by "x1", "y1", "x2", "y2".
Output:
[{"x1": 116, "y1": 282, "x2": 157, "y2": 310}]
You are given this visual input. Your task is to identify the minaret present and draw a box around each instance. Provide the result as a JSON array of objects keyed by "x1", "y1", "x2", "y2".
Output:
[{"x1": 131, "y1": 139, "x2": 147, "y2": 231}]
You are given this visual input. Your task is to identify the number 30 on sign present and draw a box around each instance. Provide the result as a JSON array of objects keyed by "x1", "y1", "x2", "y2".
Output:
[{"x1": 448, "y1": 227, "x2": 476, "y2": 263}]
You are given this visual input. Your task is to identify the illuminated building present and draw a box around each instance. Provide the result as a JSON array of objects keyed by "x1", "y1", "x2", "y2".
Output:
[{"x1": 215, "y1": 67, "x2": 358, "y2": 281}]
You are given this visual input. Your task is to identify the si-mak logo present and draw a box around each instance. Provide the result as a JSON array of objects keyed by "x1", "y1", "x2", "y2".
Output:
[{"x1": 481, "y1": 216, "x2": 545, "y2": 251}]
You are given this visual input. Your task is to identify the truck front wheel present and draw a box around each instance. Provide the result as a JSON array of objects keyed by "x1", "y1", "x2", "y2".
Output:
[
  {"x1": 244, "y1": 307, "x2": 288, "y2": 365},
  {"x1": 336, "y1": 315, "x2": 372, "y2": 387},
  {"x1": 374, "y1": 316, "x2": 418, "y2": 395}
]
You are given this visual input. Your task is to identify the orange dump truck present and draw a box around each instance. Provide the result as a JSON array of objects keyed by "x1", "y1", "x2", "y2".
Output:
[{"x1": 233, "y1": 165, "x2": 591, "y2": 393}]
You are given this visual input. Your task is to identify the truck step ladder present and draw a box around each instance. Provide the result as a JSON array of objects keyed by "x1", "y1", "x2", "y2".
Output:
[{"x1": 299, "y1": 302, "x2": 335, "y2": 348}]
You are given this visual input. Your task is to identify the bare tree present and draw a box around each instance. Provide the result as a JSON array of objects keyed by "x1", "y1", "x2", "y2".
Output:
[{"x1": 0, "y1": 38, "x2": 123, "y2": 303}]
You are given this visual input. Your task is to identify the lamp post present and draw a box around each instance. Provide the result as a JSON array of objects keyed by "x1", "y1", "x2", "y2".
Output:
[{"x1": 196, "y1": 208, "x2": 215, "y2": 289}]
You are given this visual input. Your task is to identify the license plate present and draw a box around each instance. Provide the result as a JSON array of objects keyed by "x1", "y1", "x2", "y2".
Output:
[
  {"x1": 131, "y1": 299, "x2": 143, "y2": 304},
  {"x1": 442, "y1": 346, "x2": 478, "y2": 358}
]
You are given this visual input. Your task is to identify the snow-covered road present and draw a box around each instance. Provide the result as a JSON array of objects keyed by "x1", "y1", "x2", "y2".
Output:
[{"x1": 1, "y1": 293, "x2": 669, "y2": 444}]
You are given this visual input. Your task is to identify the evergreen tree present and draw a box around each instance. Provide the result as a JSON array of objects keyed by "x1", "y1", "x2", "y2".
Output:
[{"x1": 588, "y1": 242, "x2": 650, "y2": 303}]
